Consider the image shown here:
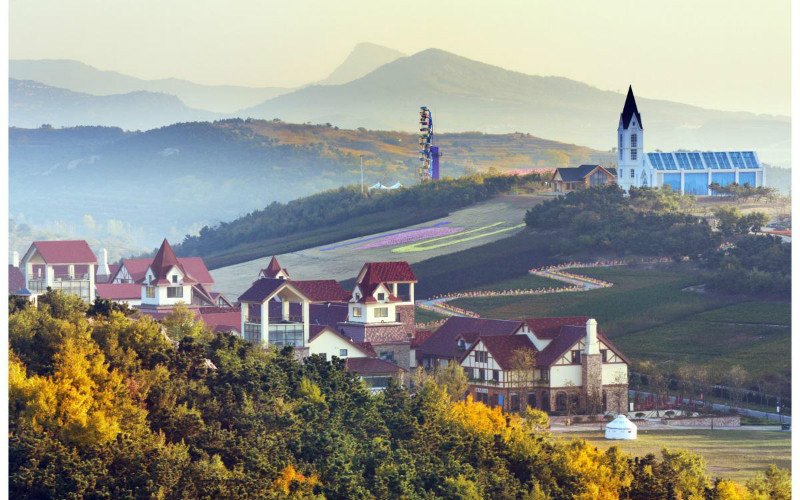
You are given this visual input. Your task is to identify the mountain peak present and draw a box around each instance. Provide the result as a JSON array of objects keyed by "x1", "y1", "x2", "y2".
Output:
[{"x1": 318, "y1": 43, "x2": 405, "y2": 85}]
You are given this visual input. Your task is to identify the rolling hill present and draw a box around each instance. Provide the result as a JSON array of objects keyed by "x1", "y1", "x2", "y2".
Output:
[
  {"x1": 9, "y1": 119, "x2": 605, "y2": 259},
  {"x1": 241, "y1": 48, "x2": 791, "y2": 167},
  {"x1": 9, "y1": 79, "x2": 221, "y2": 130}
]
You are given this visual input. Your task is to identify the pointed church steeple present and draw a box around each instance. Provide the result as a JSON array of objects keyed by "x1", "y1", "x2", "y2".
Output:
[{"x1": 620, "y1": 85, "x2": 642, "y2": 130}]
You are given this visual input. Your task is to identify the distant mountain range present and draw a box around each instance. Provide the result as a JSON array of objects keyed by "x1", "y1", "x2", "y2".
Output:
[
  {"x1": 9, "y1": 79, "x2": 222, "y2": 130},
  {"x1": 9, "y1": 59, "x2": 291, "y2": 113},
  {"x1": 240, "y1": 49, "x2": 791, "y2": 166}
]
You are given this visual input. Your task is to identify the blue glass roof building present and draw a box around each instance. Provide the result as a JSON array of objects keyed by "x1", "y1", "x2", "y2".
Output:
[{"x1": 615, "y1": 87, "x2": 765, "y2": 195}]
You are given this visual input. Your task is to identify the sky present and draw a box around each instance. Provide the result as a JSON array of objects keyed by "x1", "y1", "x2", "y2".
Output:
[{"x1": 9, "y1": 0, "x2": 792, "y2": 116}]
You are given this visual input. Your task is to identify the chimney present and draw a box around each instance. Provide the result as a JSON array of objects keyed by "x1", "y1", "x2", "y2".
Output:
[
  {"x1": 98, "y1": 248, "x2": 111, "y2": 277},
  {"x1": 585, "y1": 318, "x2": 600, "y2": 355},
  {"x1": 12, "y1": 250, "x2": 19, "y2": 268}
]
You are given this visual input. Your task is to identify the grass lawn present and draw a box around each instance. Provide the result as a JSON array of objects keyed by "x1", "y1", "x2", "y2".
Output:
[
  {"x1": 560, "y1": 429, "x2": 790, "y2": 484},
  {"x1": 468, "y1": 273, "x2": 565, "y2": 292},
  {"x1": 415, "y1": 307, "x2": 449, "y2": 324},
  {"x1": 448, "y1": 264, "x2": 791, "y2": 392}
]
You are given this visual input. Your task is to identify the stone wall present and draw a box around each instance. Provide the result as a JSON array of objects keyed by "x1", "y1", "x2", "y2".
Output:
[
  {"x1": 663, "y1": 415, "x2": 740, "y2": 427},
  {"x1": 396, "y1": 304, "x2": 416, "y2": 336},
  {"x1": 373, "y1": 342, "x2": 411, "y2": 372}
]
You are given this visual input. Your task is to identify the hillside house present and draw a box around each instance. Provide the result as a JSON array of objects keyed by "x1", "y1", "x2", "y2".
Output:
[
  {"x1": 19, "y1": 240, "x2": 98, "y2": 302},
  {"x1": 551, "y1": 165, "x2": 617, "y2": 193},
  {"x1": 420, "y1": 316, "x2": 629, "y2": 414},
  {"x1": 339, "y1": 262, "x2": 418, "y2": 369}
]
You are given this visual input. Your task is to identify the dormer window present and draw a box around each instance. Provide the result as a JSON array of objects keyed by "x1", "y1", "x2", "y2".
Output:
[
  {"x1": 377, "y1": 292, "x2": 385, "y2": 301},
  {"x1": 457, "y1": 339, "x2": 466, "y2": 350},
  {"x1": 172, "y1": 275, "x2": 178, "y2": 284}
]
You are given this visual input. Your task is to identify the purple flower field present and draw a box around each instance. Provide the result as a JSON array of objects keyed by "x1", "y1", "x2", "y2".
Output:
[{"x1": 356, "y1": 226, "x2": 465, "y2": 250}]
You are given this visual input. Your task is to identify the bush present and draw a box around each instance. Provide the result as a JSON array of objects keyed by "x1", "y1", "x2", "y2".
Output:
[
  {"x1": 635, "y1": 412, "x2": 646, "y2": 419},
  {"x1": 665, "y1": 410, "x2": 675, "y2": 418}
]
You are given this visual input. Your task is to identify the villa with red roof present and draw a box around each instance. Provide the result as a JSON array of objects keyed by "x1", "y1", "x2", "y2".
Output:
[
  {"x1": 19, "y1": 240, "x2": 98, "y2": 302},
  {"x1": 417, "y1": 315, "x2": 629, "y2": 414}
]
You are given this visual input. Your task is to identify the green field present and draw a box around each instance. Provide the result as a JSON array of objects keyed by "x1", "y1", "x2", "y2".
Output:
[
  {"x1": 448, "y1": 264, "x2": 791, "y2": 390},
  {"x1": 415, "y1": 307, "x2": 449, "y2": 325},
  {"x1": 469, "y1": 273, "x2": 565, "y2": 292},
  {"x1": 560, "y1": 430, "x2": 790, "y2": 484}
]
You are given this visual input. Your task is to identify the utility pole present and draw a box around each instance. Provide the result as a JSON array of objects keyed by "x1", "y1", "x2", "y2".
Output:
[{"x1": 360, "y1": 155, "x2": 365, "y2": 197}]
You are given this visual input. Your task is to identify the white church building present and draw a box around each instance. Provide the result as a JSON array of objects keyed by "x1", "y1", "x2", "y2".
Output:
[{"x1": 616, "y1": 86, "x2": 765, "y2": 195}]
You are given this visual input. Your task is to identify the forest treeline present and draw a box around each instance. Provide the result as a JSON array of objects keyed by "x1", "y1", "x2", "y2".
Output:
[
  {"x1": 8, "y1": 291, "x2": 789, "y2": 499},
  {"x1": 524, "y1": 185, "x2": 790, "y2": 297},
  {"x1": 175, "y1": 173, "x2": 544, "y2": 261}
]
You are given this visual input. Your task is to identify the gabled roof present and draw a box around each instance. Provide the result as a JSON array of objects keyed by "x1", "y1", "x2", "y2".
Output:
[
  {"x1": 27, "y1": 240, "x2": 97, "y2": 264},
  {"x1": 308, "y1": 325, "x2": 374, "y2": 357},
  {"x1": 239, "y1": 278, "x2": 297, "y2": 303},
  {"x1": 536, "y1": 325, "x2": 585, "y2": 366},
  {"x1": 260, "y1": 256, "x2": 289, "y2": 279},
  {"x1": 411, "y1": 330, "x2": 435, "y2": 348},
  {"x1": 419, "y1": 316, "x2": 523, "y2": 359},
  {"x1": 95, "y1": 283, "x2": 141, "y2": 300},
  {"x1": 464, "y1": 335, "x2": 537, "y2": 370},
  {"x1": 143, "y1": 239, "x2": 197, "y2": 285},
  {"x1": 358, "y1": 262, "x2": 417, "y2": 284},
  {"x1": 179, "y1": 258, "x2": 214, "y2": 284},
  {"x1": 197, "y1": 308, "x2": 241, "y2": 334},
  {"x1": 552, "y1": 165, "x2": 616, "y2": 183},
  {"x1": 113, "y1": 257, "x2": 212, "y2": 285},
  {"x1": 8, "y1": 265, "x2": 25, "y2": 293},
  {"x1": 524, "y1": 316, "x2": 588, "y2": 340},
  {"x1": 345, "y1": 357, "x2": 405, "y2": 375},
  {"x1": 620, "y1": 85, "x2": 642, "y2": 130},
  {"x1": 291, "y1": 280, "x2": 351, "y2": 303},
  {"x1": 309, "y1": 302, "x2": 350, "y2": 328}
]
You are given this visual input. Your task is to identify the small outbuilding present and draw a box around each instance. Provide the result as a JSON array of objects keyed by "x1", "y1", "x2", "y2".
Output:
[{"x1": 605, "y1": 415, "x2": 637, "y2": 440}]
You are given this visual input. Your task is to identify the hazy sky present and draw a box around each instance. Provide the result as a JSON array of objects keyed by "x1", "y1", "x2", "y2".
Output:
[{"x1": 9, "y1": 0, "x2": 791, "y2": 115}]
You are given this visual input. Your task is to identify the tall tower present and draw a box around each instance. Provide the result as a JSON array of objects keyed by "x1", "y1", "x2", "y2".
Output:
[{"x1": 617, "y1": 86, "x2": 645, "y2": 191}]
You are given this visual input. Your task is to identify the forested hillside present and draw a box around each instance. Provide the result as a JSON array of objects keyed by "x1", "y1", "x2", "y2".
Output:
[
  {"x1": 175, "y1": 173, "x2": 545, "y2": 268},
  {"x1": 8, "y1": 292, "x2": 788, "y2": 499}
]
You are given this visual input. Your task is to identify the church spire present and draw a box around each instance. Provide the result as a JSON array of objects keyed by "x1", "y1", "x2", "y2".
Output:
[{"x1": 620, "y1": 85, "x2": 642, "y2": 130}]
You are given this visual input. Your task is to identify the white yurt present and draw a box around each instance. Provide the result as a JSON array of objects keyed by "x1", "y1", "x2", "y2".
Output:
[{"x1": 605, "y1": 415, "x2": 637, "y2": 440}]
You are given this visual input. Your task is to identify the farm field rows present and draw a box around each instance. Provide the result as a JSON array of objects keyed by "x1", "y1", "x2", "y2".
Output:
[{"x1": 559, "y1": 430, "x2": 790, "y2": 484}]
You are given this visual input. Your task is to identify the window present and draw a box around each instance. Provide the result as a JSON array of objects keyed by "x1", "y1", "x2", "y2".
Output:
[
  {"x1": 457, "y1": 339, "x2": 466, "y2": 350},
  {"x1": 510, "y1": 393, "x2": 520, "y2": 411},
  {"x1": 339, "y1": 349, "x2": 348, "y2": 357},
  {"x1": 527, "y1": 393, "x2": 537, "y2": 408},
  {"x1": 571, "y1": 350, "x2": 581, "y2": 364},
  {"x1": 396, "y1": 312, "x2": 401, "y2": 323},
  {"x1": 619, "y1": 134, "x2": 623, "y2": 159},
  {"x1": 377, "y1": 293, "x2": 385, "y2": 301},
  {"x1": 475, "y1": 391, "x2": 490, "y2": 405},
  {"x1": 352, "y1": 307, "x2": 362, "y2": 318},
  {"x1": 493, "y1": 370, "x2": 499, "y2": 382},
  {"x1": 589, "y1": 170, "x2": 608, "y2": 186},
  {"x1": 146, "y1": 286, "x2": 155, "y2": 298},
  {"x1": 541, "y1": 368, "x2": 549, "y2": 382},
  {"x1": 601, "y1": 349, "x2": 608, "y2": 362},
  {"x1": 171, "y1": 275, "x2": 178, "y2": 284},
  {"x1": 374, "y1": 307, "x2": 389, "y2": 318},
  {"x1": 556, "y1": 392, "x2": 567, "y2": 411},
  {"x1": 474, "y1": 351, "x2": 488, "y2": 363},
  {"x1": 478, "y1": 368, "x2": 485, "y2": 381},
  {"x1": 244, "y1": 322, "x2": 261, "y2": 345},
  {"x1": 631, "y1": 134, "x2": 638, "y2": 160},
  {"x1": 167, "y1": 286, "x2": 183, "y2": 298},
  {"x1": 380, "y1": 351, "x2": 395, "y2": 363}
]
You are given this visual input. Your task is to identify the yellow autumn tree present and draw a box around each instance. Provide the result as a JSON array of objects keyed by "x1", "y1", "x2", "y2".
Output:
[
  {"x1": 273, "y1": 464, "x2": 321, "y2": 498},
  {"x1": 9, "y1": 335, "x2": 146, "y2": 447},
  {"x1": 563, "y1": 440, "x2": 632, "y2": 500}
]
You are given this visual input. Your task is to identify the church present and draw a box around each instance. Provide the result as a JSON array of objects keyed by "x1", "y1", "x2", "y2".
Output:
[{"x1": 616, "y1": 86, "x2": 765, "y2": 195}]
